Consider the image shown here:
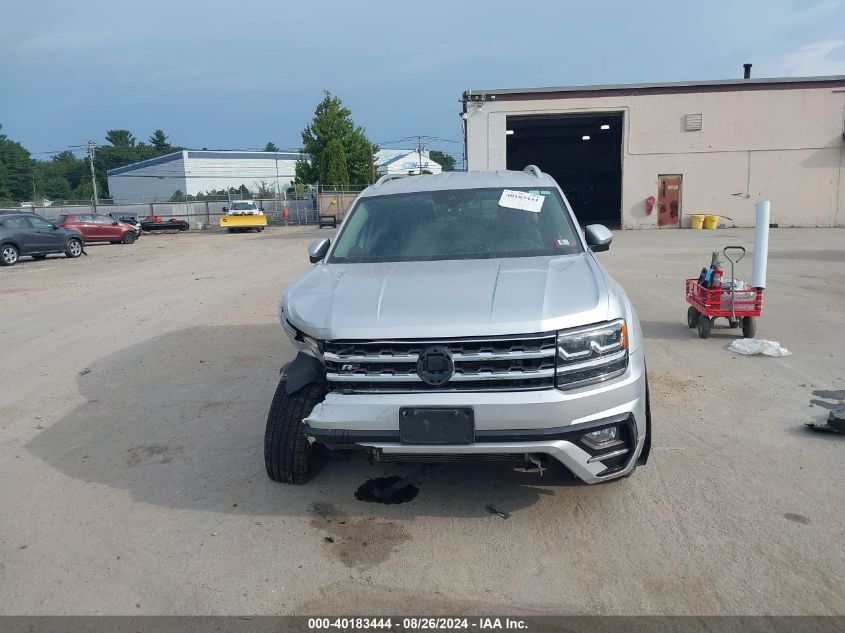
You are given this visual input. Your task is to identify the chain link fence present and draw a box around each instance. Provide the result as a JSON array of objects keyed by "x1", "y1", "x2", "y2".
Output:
[{"x1": 3, "y1": 188, "x2": 364, "y2": 228}]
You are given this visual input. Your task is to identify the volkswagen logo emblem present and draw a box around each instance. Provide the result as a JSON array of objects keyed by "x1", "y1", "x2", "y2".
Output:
[{"x1": 416, "y1": 346, "x2": 454, "y2": 386}]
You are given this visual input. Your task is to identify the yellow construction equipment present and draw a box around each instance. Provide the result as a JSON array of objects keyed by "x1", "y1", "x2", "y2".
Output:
[
  {"x1": 219, "y1": 213, "x2": 267, "y2": 232},
  {"x1": 220, "y1": 200, "x2": 267, "y2": 233}
]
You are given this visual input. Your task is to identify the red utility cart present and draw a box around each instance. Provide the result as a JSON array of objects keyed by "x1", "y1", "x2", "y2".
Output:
[{"x1": 685, "y1": 246, "x2": 763, "y2": 339}]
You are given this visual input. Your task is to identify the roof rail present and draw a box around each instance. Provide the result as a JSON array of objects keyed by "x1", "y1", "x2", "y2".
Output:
[
  {"x1": 373, "y1": 173, "x2": 410, "y2": 188},
  {"x1": 523, "y1": 165, "x2": 543, "y2": 178}
]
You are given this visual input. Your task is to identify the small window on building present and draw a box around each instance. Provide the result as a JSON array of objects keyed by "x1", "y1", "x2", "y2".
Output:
[{"x1": 685, "y1": 114, "x2": 703, "y2": 131}]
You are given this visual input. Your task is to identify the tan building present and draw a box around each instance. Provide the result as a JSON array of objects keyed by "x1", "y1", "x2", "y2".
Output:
[{"x1": 463, "y1": 73, "x2": 845, "y2": 228}]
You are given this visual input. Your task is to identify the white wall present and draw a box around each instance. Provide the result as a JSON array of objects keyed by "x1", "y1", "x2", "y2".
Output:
[
  {"x1": 107, "y1": 152, "x2": 300, "y2": 202},
  {"x1": 466, "y1": 83, "x2": 845, "y2": 227},
  {"x1": 182, "y1": 155, "x2": 297, "y2": 196},
  {"x1": 107, "y1": 154, "x2": 188, "y2": 203}
]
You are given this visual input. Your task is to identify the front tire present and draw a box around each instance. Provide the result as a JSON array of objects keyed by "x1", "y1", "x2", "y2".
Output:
[
  {"x1": 1, "y1": 244, "x2": 19, "y2": 266},
  {"x1": 65, "y1": 238, "x2": 83, "y2": 258},
  {"x1": 264, "y1": 379, "x2": 327, "y2": 484},
  {"x1": 686, "y1": 306, "x2": 700, "y2": 328},
  {"x1": 697, "y1": 316, "x2": 712, "y2": 339},
  {"x1": 122, "y1": 232, "x2": 136, "y2": 245}
]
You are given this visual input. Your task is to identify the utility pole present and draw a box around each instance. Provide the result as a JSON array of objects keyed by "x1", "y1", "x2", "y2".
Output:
[
  {"x1": 416, "y1": 136, "x2": 424, "y2": 175},
  {"x1": 87, "y1": 140, "x2": 99, "y2": 212}
]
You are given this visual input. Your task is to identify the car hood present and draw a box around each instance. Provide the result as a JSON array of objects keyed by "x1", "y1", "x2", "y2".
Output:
[{"x1": 284, "y1": 253, "x2": 615, "y2": 340}]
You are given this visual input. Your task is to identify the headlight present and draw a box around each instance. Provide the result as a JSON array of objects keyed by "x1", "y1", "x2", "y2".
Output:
[
  {"x1": 556, "y1": 319, "x2": 628, "y2": 390},
  {"x1": 279, "y1": 302, "x2": 323, "y2": 359}
]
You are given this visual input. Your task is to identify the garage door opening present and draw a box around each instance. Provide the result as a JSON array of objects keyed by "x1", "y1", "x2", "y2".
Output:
[{"x1": 506, "y1": 112, "x2": 623, "y2": 228}]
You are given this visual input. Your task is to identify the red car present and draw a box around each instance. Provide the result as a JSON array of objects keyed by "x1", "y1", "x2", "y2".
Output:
[{"x1": 57, "y1": 213, "x2": 138, "y2": 244}]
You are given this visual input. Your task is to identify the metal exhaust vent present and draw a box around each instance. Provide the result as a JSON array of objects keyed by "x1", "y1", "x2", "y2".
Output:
[{"x1": 685, "y1": 114, "x2": 703, "y2": 131}]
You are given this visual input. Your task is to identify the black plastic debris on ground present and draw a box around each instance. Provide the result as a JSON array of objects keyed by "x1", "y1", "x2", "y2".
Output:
[
  {"x1": 354, "y1": 476, "x2": 419, "y2": 505},
  {"x1": 486, "y1": 504, "x2": 511, "y2": 519},
  {"x1": 806, "y1": 390, "x2": 845, "y2": 434}
]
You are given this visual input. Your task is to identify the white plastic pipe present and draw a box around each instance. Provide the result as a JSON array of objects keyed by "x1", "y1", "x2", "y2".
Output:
[{"x1": 752, "y1": 200, "x2": 770, "y2": 289}]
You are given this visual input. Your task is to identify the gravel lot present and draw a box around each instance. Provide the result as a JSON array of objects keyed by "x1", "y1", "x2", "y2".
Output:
[{"x1": 0, "y1": 227, "x2": 843, "y2": 615}]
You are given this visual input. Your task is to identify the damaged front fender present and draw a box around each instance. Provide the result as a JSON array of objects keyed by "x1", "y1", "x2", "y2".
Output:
[{"x1": 280, "y1": 352, "x2": 326, "y2": 395}]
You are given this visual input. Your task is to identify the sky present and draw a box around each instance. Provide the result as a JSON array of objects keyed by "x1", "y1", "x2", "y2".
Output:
[{"x1": 2, "y1": 0, "x2": 845, "y2": 163}]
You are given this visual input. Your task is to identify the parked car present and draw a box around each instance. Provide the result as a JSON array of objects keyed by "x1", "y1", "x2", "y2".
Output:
[
  {"x1": 57, "y1": 213, "x2": 137, "y2": 244},
  {"x1": 0, "y1": 212, "x2": 85, "y2": 266},
  {"x1": 108, "y1": 211, "x2": 142, "y2": 238},
  {"x1": 266, "y1": 167, "x2": 651, "y2": 485},
  {"x1": 140, "y1": 217, "x2": 190, "y2": 232}
]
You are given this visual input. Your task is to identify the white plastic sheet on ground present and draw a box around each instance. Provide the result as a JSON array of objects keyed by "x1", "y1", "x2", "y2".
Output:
[{"x1": 728, "y1": 338, "x2": 792, "y2": 357}]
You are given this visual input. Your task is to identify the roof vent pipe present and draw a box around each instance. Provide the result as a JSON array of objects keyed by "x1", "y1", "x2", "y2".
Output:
[{"x1": 743, "y1": 63, "x2": 752, "y2": 79}]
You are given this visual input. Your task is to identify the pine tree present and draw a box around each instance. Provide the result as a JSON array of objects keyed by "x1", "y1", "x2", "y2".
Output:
[{"x1": 295, "y1": 91, "x2": 373, "y2": 187}]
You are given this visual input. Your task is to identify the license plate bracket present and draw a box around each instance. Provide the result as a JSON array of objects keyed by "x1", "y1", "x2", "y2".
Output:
[{"x1": 399, "y1": 408, "x2": 474, "y2": 445}]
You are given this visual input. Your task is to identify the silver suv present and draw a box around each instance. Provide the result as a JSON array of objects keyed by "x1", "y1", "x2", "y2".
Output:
[{"x1": 266, "y1": 166, "x2": 650, "y2": 484}]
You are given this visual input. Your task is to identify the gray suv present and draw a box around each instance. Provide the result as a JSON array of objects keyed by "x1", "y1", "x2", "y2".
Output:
[
  {"x1": 266, "y1": 167, "x2": 650, "y2": 484},
  {"x1": 0, "y1": 212, "x2": 85, "y2": 266}
]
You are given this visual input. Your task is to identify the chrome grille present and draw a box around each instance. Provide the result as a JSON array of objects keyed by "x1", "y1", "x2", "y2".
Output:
[{"x1": 324, "y1": 333, "x2": 557, "y2": 392}]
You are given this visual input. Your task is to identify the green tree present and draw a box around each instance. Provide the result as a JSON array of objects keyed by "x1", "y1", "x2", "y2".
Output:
[
  {"x1": 264, "y1": 142, "x2": 279, "y2": 152},
  {"x1": 106, "y1": 130, "x2": 136, "y2": 147},
  {"x1": 149, "y1": 129, "x2": 171, "y2": 151},
  {"x1": 428, "y1": 150, "x2": 456, "y2": 171},
  {"x1": 105, "y1": 130, "x2": 136, "y2": 147},
  {"x1": 0, "y1": 124, "x2": 34, "y2": 202},
  {"x1": 295, "y1": 91, "x2": 373, "y2": 187},
  {"x1": 319, "y1": 138, "x2": 349, "y2": 188},
  {"x1": 72, "y1": 179, "x2": 95, "y2": 202},
  {"x1": 33, "y1": 151, "x2": 87, "y2": 201}
]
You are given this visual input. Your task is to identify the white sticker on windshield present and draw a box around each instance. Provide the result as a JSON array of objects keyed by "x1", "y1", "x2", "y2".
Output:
[{"x1": 498, "y1": 189, "x2": 544, "y2": 213}]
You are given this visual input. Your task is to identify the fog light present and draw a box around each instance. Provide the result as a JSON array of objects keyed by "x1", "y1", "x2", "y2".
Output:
[{"x1": 583, "y1": 426, "x2": 618, "y2": 446}]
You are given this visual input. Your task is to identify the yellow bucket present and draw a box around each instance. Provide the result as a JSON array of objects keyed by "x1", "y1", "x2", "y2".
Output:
[
  {"x1": 703, "y1": 214, "x2": 720, "y2": 229},
  {"x1": 690, "y1": 214, "x2": 705, "y2": 229}
]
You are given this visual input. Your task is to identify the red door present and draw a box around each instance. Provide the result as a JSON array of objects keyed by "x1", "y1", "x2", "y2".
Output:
[
  {"x1": 94, "y1": 214, "x2": 122, "y2": 240},
  {"x1": 657, "y1": 175, "x2": 682, "y2": 228}
]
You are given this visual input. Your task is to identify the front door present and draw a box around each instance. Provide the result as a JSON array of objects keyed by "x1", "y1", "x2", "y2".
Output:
[
  {"x1": 94, "y1": 214, "x2": 122, "y2": 240},
  {"x1": 657, "y1": 175, "x2": 682, "y2": 228},
  {"x1": 27, "y1": 216, "x2": 66, "y2": 251}
]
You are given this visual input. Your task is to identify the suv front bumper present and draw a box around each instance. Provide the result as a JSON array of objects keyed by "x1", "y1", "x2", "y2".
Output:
[{"x1": 304, "y1": 349, "x2": 647, "y2": 483}]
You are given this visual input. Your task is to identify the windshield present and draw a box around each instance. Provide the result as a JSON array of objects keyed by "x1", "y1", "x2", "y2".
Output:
[
  {"x1": 328, "y1": 187, "x2": 582, "y2": 263},
  {"x1": 230, "y1": 202, "x2": 257, "y2": 210}
]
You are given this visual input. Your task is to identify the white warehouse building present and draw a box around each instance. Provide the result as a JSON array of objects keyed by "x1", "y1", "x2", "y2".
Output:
[
  {"x1": 375, "y1": 149, "x2": 442, "y2": 175},
  {"x1": 107, "y1": 150, "x2": 301, "y2": 202},
  {"x1": 463, "y1": 72, "x2": 845, "y2": 228}
]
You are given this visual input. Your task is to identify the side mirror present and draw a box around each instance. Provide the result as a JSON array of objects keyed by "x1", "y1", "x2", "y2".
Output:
[
  {"x1": 308, "y1": 238, "x2": 331, "y2": 263},
  {"x1": 585, "y1": 224, "x2": 613, "y2": 252},
  {"x1": 222, "y1": 206, "x2": 228, "y2": 212},
  {"x1": 112, "y1": 221, "x2": 119, "y2": 225}
]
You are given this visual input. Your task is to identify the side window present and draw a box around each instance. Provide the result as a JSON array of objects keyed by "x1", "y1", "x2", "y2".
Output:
[
  {"x1": 29, "y1": 217, "x2": 54, "y2": 230},
  {"x1": 75, "y1": 214, "x2": 92, "y2": 223},
  {"x1": 2, "y1": 216, "x2": 31, "y2": 229},
  {"x1": 93, "y1": 215, "x2": 111, "y2": 225}
]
